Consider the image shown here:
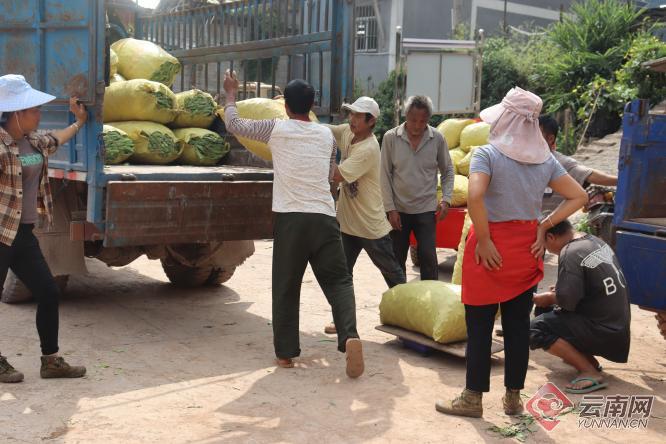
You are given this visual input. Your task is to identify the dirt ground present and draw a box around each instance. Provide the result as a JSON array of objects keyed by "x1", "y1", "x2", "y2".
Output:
[
  {"x1": 1, "y1": 131, "x2": 663, "y2": 443},
  {"x1": 0, "y1": 238, "x2": 664, "y2": 443}
]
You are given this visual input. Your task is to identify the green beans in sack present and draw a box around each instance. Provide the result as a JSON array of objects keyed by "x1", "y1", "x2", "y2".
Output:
[
  {"x1": 111, "y1": 38, "x2": 181, "y2": 87},
  {"x1": 103, "y1": 79, "x2": 177, "y2": 124},
  {"x1": 174, "y1": 128, "x2": 230, "y2": 166},
  {"x1": 171, "y1": 89, "x2": 218, "y2": 129},
  {"x1": 106, "y1": 121, "x2": 181, "y2": 165},
  {"x1": 102, "y1": 125, "x2": 134, "y2": 165}
]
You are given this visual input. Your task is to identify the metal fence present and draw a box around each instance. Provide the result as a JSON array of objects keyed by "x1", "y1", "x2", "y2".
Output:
[{"x1": 136, "y1": 0, "x2": 350, "y2": 115}]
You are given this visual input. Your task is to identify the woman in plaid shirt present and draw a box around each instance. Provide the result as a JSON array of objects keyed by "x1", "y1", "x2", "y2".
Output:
[{"x1": 0, "y1": 75, "x2": 88, "y2": 383}]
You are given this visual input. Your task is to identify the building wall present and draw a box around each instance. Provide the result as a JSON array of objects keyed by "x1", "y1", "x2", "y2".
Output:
[
  {"x1": 402, "y1": 0, "x2": 455, "y2": 40},
  {"x1": 353, "y1": 0, "x2": 576, "y2": 93},
  {"x1": 353, "y1": 0, "x2": 394, "y2": 93}
]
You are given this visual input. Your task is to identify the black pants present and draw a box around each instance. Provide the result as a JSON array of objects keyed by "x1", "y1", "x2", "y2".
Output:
[
  {"x1": 341, "y1": 233, "x2": 406, "y2": 288},
  {"x1": 465, "y1": 287, "x2": 535, "y2": 392},
  {"x1": 390, "y1": 211, "x2": 438, "y2": 280},
  {"x1": 0, "y1": 224, "x2": 59, "y2": 356},
  {"x1": 272, "y1": 212, "x2": 359, "y2": 359}
]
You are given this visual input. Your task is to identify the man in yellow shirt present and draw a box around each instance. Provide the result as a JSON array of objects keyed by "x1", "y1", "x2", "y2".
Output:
[{"x1": 325, "y1": 97, "x2": 406, "y2": 334}]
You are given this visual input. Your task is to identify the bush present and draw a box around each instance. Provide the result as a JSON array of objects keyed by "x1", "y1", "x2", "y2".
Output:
[
  {"x1": 481, "y1": 38, "x2": 529, "y2": 109},
  {"x1": 536, "y1": 0, "x2": 659, "y2": 146}
]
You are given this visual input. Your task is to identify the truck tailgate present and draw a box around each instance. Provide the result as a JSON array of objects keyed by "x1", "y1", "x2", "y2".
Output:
[{"x1": 104, "y1": 166, "x2": 273, "y2": 247}]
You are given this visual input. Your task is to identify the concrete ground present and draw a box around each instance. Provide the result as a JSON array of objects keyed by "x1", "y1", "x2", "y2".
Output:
[{"x1": 1, "y1": 240, "x2": 664, "y2": 443}]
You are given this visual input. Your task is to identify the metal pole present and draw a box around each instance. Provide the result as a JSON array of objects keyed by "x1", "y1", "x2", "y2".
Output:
[
  {"x1": 451, "y1": 0, "x2": 462, "y2": 36},
  {"x1": 393, "y1": 26, "x2": 402, "y2": 128},
  {"x1": 503, "y1": 0, "x2": 508, "y2": 35}
]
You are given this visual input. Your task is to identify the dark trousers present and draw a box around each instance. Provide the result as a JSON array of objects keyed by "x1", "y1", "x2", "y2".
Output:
[
  {"x1": 0, "y1": 224, "x2": 60, "y2": 356},
  {"x1": 465, "y1": 287, "x2": 536, "y2": 392},
  {"x1": 341, "y1": 232, "x2": 406, "y2": 288},
  {"x1": 272, "y1": 212, "x2": 359, "y2": 359},
  {"x1": 390, "y1": 211, "x2": 438, "y2": 280}
]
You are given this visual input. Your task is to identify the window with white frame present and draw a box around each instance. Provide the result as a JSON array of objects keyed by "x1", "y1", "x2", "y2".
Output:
[{"x1": 355, "y1": 5, "x2": 378, "y2": 52}]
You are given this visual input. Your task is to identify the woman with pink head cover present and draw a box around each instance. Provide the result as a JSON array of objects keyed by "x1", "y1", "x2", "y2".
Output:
[{"x1": 435, "y1": 87, "x2": 588, "y2": 418}]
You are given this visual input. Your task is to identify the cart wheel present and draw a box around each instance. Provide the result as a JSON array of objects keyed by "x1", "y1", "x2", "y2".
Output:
[{"x1": 410, "y1": 246, "x2": 420, "y2": 267}]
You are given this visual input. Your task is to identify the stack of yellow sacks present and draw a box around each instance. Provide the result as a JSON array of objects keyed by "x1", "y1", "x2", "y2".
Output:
[{"x1": 102, "y1": 38, "x2": 229, "y2": 166}]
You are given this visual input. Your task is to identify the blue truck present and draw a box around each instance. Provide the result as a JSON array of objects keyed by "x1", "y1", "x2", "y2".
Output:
[
  {"x1": 614, "y1": 97, "x2": 666, "y2": 326},
  {"x1": 0, "y1": 0, "x2": 354, "y2": 294}
]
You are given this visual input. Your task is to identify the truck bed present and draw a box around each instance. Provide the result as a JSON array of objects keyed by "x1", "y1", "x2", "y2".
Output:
[{"x1": 103, "y1": 165, "x2": 273, "y2": 182}]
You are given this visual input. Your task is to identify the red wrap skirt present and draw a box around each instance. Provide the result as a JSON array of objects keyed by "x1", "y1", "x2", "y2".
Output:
[{"x1": 461, "y1": 220, "x2": 543, "y2": 306}]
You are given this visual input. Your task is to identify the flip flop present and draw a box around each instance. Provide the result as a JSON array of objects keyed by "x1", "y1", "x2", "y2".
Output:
[{"x1": 565, "y1": 377, "x2": 608, "y2": 394}]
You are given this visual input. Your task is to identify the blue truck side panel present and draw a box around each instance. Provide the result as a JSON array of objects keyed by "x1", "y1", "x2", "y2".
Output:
[
  {"x1": 615, "y1": 230, "x2": 666, "y2": 310},
  {"x1": 613, "y1": 100, "x2": 666, "y2": 310},
  {"x1": 0, "y1": 0, "x2": 106, "y2": 224}
]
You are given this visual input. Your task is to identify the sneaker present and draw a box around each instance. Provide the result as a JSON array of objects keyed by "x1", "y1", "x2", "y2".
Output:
[
  {"x1": 503, "y1": 389, "x2": 524, "y2": 416},
  {"x1": 435, "y1": 389, "x2": 483, "y2": 418},
  {"x1": 324, "y1": 323, "x2": 337, "y2": 335},
  {"x1": 0, "y1": 356, "x2": 24, "y2": 383},
  {"x1": 345, "y1": 338, "x2": 364, "y2": 378},
  {"x1": 40, "y1": 356, "x2": 86, "y2": 379}
]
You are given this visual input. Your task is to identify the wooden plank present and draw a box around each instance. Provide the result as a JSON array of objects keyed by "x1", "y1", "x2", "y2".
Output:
[
  {"x1": 375, "y1": 324, "x2": 504, "y2": 358},
  {"x1": 105, "y1": 181, "x2": 273, "y2": 247}
]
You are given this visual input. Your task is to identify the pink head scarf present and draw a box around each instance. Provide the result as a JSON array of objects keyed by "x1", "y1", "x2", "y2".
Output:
[{"x1": 479, "y1": 87, "x2": 550, "y2": 164}]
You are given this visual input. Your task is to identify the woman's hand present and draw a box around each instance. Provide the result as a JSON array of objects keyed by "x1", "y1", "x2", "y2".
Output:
[
  {"x1": 530, "y1": 226, "x2": 546, "y2": 258},
  {"x1": 475, "y1": 237, "x2": 502, "y2": 271},
  {"x1": 69, "y1": 97, "x2": 87, "y2": 125}
]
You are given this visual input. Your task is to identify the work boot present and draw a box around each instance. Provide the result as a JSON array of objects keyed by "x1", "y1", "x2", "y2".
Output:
[
  {"x1": 40, "y1": 356, "x2": 86, "y2": 379},
  {"x1": 503, "y1": 388, "x2": 524, "y2": 416},
  {"x1": 0, "y1": 356, "x2": 24, "y2": 383},
  {"x1": 435, "y1": 389, "x2": 483, "y2": 418}
]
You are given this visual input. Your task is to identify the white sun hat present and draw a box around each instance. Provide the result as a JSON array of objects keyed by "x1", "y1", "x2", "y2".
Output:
[
  {"x1": 341, "y1": 96, "x2": 380, "y2": 118},
  {"x1": 0, "y1": 74, "x2": 56, "y2": 113}
]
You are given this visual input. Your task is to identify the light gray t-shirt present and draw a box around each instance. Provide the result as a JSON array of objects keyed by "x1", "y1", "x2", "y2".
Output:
[{"x1": 470, "y1": 144, "x2": 566, "y2": 222}]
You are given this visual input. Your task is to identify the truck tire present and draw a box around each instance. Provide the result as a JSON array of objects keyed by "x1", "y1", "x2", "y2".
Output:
[
  {"x1": 1, "y1": 274, "x2": 69, "y2": 304},
  {"x1": 160, "y1": 260, "x2": 213, "y2": 288},
  {"x1": 410, "y1": 246, "x2": 420, "y2": 267},
  {"x1": 206, "y1": 266, "x2": 237, "y2": 286}
]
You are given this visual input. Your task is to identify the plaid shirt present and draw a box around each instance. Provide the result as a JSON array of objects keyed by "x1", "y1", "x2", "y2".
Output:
[{"x1": 0, "y1": 126, "x2": 57, "y2": 246}]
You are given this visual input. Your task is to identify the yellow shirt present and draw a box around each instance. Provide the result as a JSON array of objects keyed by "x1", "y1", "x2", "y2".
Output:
[{"x1": 328, "y1": 124, "x2": 392, "y2": 239}]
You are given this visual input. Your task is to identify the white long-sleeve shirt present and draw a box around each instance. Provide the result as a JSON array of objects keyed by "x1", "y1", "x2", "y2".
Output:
[{"x1": 224, "y1": 104, "x2": 337, "y2": 217}]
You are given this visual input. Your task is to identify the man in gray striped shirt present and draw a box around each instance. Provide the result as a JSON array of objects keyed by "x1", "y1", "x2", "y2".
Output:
[
  {"x1": 221, "y1": 71, "x2": 364, "y2": 379},
  {"x1": 380, "y1": 96, "x2": 455, "y2": 280}
]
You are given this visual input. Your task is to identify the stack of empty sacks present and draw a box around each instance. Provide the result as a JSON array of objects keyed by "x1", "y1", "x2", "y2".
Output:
[{"x1": 102, "y1": 38, "x2": 229, "y2": 166}]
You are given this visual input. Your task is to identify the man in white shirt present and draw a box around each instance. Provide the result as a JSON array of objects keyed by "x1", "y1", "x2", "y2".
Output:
[{"x1": 222, "y1": 70, "x2": 364, "y2": 378}]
